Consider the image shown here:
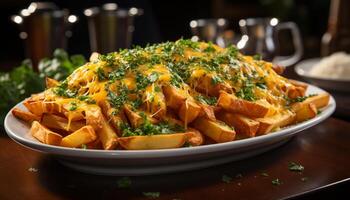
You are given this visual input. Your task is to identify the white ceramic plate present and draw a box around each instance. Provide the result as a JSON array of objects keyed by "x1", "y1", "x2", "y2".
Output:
[
  {"x1": 5, "y1": 84, "x2": 336, "y2": 176},
  {"x1": 295, "y1": 58, "x2": 350, "y2": 92}
]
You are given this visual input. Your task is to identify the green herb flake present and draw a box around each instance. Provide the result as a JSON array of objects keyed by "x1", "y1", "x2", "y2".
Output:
[
  {"x1": 143, "y1": 192, "x2": 160, "y2": 199},
  {"x1": 69, "y1": 102, "x2": 78, "y2": 111},
  {"x1": 272, "y1": 178, "x2": 282, "y2": 186},
  {"x1": 222, "y1": 174, "x2": 232, "y2": 183},
  {"x1": 261, "y1": 172, "x2": 269, "y2": 177},
  {"x1": 195, "y1": 95, "x2": 217, "y2": 106},
  {"x1": 117, "y1": 177, "x2": 132, "y2": 188},
  {"x1": 253, "y1": 54, "x2": 262, "y2": 60},
  {"x1": 211, "y1": 75, "x2": 223, "y2": 85},
  {"x1": 301, "y1": 177, "x2": 308, "y2": 182},
  {"x1": 288, "y1": 162, "x2": 304, "y2": 172},
  {"x1": 81, "y1": 144, "x2": 87, "y2": 149},
  {"x1": 96, "y1": 67, "x2": 106, "y2": 81}
]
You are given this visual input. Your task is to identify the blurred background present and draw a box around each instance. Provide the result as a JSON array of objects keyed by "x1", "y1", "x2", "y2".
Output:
[{"x1": 0, "y1": 0, "x2": 331, "y2": 69}]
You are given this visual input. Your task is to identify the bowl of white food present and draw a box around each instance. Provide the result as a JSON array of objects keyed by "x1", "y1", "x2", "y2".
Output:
[{"x1": 295, "y1": 52, "x2": 350, "y2": 92}]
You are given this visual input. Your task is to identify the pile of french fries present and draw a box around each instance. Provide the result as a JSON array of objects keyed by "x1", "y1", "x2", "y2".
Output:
[
  {"x1": 11, "y1": 41, "x2": 330, "y2": 150},
  {"x1": 12, "y1": 78, "x2": 329, "y2": 150}
]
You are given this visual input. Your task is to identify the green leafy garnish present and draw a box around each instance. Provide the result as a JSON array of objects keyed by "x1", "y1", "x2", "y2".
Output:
[
  {"x1": 195, "y1": 95, "x2": 217, "y2": 106},
  {"x1": 288, "y1": 162, "x2": 304, "y2": 172},
  {"x1": 236, "y1": 81, "x2": 256, "y2": 101},
  {"x1": 143, "y1": 192, "x2": 160, "y2": 199},
  {"x1": 253, "y1": 54, "x2": 262, "y2": 60},
  {"x1": 261, "y1": 172, "x2": 269, "y2": 177},
  {"x1": 211, "y1": 75, "x2": 223, "y2": 85},
  {"x1": 117, "y1": 177, "x2": 131, "y2": 188},
  {"x1": 272, "y1": 178, "x2": 282, "y2": 186},
  {"x1": 69, "y1": 102, "x2": 78, "y2": 111},
  {"x1": 222, "y1": 175, "x2": 232, "y2": 183}
]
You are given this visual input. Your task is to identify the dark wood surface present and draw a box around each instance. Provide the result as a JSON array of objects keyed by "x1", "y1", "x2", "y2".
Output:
[{"x1": 1, "y1": 117, "x2": 350, "y2": 200}]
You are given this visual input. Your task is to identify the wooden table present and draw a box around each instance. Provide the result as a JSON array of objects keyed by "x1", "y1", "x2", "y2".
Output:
[{"x1": 1, "y1": 117, "x2": 350, "y2": 200}]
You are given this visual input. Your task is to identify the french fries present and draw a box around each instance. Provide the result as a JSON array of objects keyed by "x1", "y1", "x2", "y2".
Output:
[
  {"x1": 217, "y1": 112, "x2": 259, "y2": 137},
  {"x1": 118, "y1": 133, "x2": 188, "y2": 150},
  {"x1": 11, "y1": 40, "x2": 332, "y2": 150},
  {"x1": 30, "y1": 121, "x2": 62, "y2": 145},
  {"x1": 217, "y1": 91, "x2": 271, "y2": 118},
  {"x1": 60, "y1": 125, "x2": 97, "y2": 148},
  {"x1": 97, "y1": 116, "x2": 118, "y2": 150},
  {"x1": 12, "y1": 108, "x2": 41, "y2": 123},
  {"x1": 45, "y1": 77, "x2": 59, "y2": 88},
  {"x1": 192, "y1": 117, "x2": 236, "y2": 143},
  {"x1": 256, "y1": 111, "x2": 296, "y2": 135},
  {"x1": 178, "y1": 100, "x2": 201, "y2": 124},
  {"x1": 41, "y1": 114, "x2": 85, "y2": 132}
]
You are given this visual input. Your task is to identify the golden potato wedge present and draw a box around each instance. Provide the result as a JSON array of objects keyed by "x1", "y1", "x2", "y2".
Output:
[
  {"x1": 198, "y1": 104, "x2": 216, "y2": 121},
  {"x1": 217, "y1": 91, "x2": 271, "y2": 118},
  {"x1": 60, "y1": 125, "x2": 97, "y2": 148},
  {"x1": 292, "y1": 102, "x2": 317, "y2": 123},
  {"x1": 217, "y1": 112, "x2": 259, "y2": 137},
  {"x1": 45, "y1": 77, "x2": 59, "y2": 88},
  {"x1": 23, "y1": 100, "x2": 45, "y2": 116},
  {"x1": 191, "y1": 73, "x2": 232, "y2": 97},
  {"x1": 186, "y1": 128, "x2": 204, "y2": 146},
  {"x1": 289, "y1": 79, "x2": 308, "y2": 90},
  {"x1": 272, "y1": 64, "x2": 285, "y2": 75},
  {"x1": 288, "y1": 86, "x2": 306, "y2": 98},
  {"x1": 99, "y1": 100, "x2": 127, "y2": 133},
  {"x1": 143, "y1": 85, "x2": 167, "y2": 119},
  {"x1": 123, "y1": 105, "x2": 158, "y2": 128},
  {"x1": 41, "y1": 114, "x2": 85, "y2": 132},
  {"x1": 162, "y1": 85, "x2": 187, "y2": 110},
  {"x1": 85, "y1": 105, "x2": 104, "y2": 130},
  {"x1": 178, "y1": 100, "x2": 201, "y2": 124},
  {"x1": 30, "y1": 121, "x2": 62, "y2": 145},
  {"x1": 192, "y1": 117, "x2": 235, "y2": 143},
  {"x1": 97, "y1": 116, "x2": 118, "y2": 150},
  {"x1": 12, "y1": 108, "x2": 41, "y2": 122},
  {"x1": 118, "y1": 133, "x2": 188, "y2": 150},
  {"x1": 256, "y1": 111, "x2": 296, "y2": 135},
  {"x1": 302, "y1": 93, "x2": 330, "y2": 109}
]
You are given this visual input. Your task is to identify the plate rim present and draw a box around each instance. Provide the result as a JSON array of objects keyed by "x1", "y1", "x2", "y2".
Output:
[{"x1": 4, "y1": 83, "x2": 336, "y2": 159}]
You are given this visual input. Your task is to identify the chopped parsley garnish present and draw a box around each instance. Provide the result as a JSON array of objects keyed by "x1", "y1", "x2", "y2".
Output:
[
  {"x1": 204, "y1": 42, "x2": 216, "y2": 53},
  {"x1": 108, "y1": 68, "x2": 126, "y2": 81},
  {"x1": 143, "y1": 192, "x2": 160, "y2": 199},
  {"x1": 69, "y1": 102, "x2": 78, "y2": 111},
  {"x1": 290, "y1": 94, "x2": 317, "y2": 103},
  {"x1": 301, "y1": 177, "x2": 308, "y2": 182},
  {"x1": 261, "y1": 172, "x2": 269, "y2": 177},
  {"x1": 222, "y1": 175, "x2": 232, "y2": 183},
  {"x1": 77, "y1": 95, "x2": 96, "y2": 104},
  {"x1": 236, "y1": 81, "x2": 256, "y2": 101},
  {"x1": 272, "y1": 178, "x2": 282, "y2": 186},
  {"x1": 117, "y1": 177, "x2": 132, "y2": 188},
  {"x1": 211, "y1": 75, "x2": 223, "y2": 85},
  {"x1": 53, "y1": 81, "x2": 77, "y2": 98},
  {"x1": 253, "y1": 54, "x2": 262, "y2": 60},
  {"x1": 256, "y1": 82, "x2": 267, "y2": 89},
  {"x1": 96, "y1": 67, "x2": 107, "y2": 81},
  {"x1": 196, "y1": 94, "x2": 217, "y2": 106},
  {"x1": 81, "y1": 144, "x2": 87, "y2": 149},
  {"x1": 121, "y1": 117, "x2": 185, "y2": 137},
  {"x1": 107, "y1": 86, "x2": 129, "y2": 110},
  {"x1": 99, "y1": 53, "x2": 115, "y2": 66},
  {"x1": 288, "y1": 162, "x2": 304, "y2": 172}
]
